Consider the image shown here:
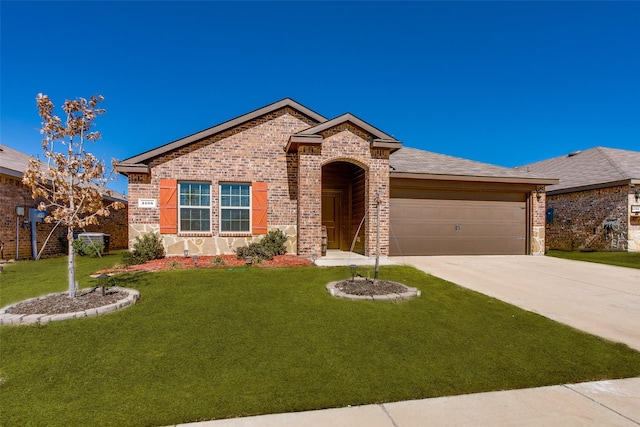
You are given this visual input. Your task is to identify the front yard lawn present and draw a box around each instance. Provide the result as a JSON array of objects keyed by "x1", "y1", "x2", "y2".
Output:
[
  {"x1": 2, "y1": 254, "x2": 640, "y2": 426},
  {"x1": 547, "y1": 250, "x2": 640, "y2": 269}
]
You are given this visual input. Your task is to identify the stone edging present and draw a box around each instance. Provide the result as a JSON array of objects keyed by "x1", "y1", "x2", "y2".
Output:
[
  {"x1": 326, "y1": 280, "x2": 420, "y2": 301},
  {"x1": 0, "y1": 287, "x2": 140, "y2": 326}
]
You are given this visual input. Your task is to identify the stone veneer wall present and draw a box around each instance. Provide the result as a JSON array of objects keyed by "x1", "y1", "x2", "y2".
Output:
[
  {"x1": 296, "y1": 123, "x2": 391, "y2": 257},
  {"x1": 531, "y1": 189, "x2": 546, "y2": 255},
  {"x1": 629, "y1": 191, "x2": 640, "y2": 252},
  {"x1": 126, "y1": 108, "x2": 316, "y2": 256},
  {"x1": 1, "y1": 173, "x2": 128, "y2": 260},
  {"x1": 546, "y1": 185, "x2": 632, "y2": 251}
]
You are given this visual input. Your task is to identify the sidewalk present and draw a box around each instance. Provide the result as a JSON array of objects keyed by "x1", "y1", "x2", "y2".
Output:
[{"x1": 175, "y1": 378, "x2": 640, "y2": 426}]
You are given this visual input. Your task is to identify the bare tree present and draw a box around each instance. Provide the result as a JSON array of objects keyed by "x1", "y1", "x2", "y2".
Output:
[{"x1": 22, "y1": 93, "x2": 124, "y2": 297}]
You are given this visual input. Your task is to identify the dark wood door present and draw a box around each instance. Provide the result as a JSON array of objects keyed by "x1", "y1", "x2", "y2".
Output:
[{"x1": 322, "y1": 190, "x2": 341, "y2": 249}]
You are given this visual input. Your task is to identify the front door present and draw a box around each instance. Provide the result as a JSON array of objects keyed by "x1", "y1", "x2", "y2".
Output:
[{"x1": 322, "y1": 190, "x2": 341, "y2": 249}]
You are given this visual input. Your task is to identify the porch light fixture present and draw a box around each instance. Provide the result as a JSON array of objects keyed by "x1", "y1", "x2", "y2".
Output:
[
  {"x1": 635, "y1": 188, "x2": 640, "y2": 201},
  {"x1": 193, "y1": 254, "x2": 199, "y2": 267},
  {"x1": 184, "y1": 249, "x2": 189, "y2": 258},
  {"x1": 350, "y1": 264, "x2": 357, "y2": 282},
  {"x1": 535, "y1": 187, "x2": 545, "y2": 200}
]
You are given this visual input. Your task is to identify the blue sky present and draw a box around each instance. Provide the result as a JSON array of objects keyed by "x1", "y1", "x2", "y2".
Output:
[{"x1": 2, "y1": 1, "x2": 638, "y2": 195}]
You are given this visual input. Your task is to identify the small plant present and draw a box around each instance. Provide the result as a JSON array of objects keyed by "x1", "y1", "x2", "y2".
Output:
[
  {"x1": 72, "y1": 239, "x2": 105, "y2": 257},
  {"x1": 259, "y1": 229, "x2": 288, "y2": 256},
  {"x1": 211, "y1": 256, "x2": 226, "y2": 266},
  {"x1": 72, "y1": 238, "x2": 85, "y2": 255},
  {"x1": 168, "y1": 260, "x2": 182, "y2": 270},
  {"x1": 235, "y1": 229, "x2": 288, "y2": 263},
  {"x1": 131, "y1": 232, "x2": 165, "y2": 264},
  {"x1": 121, "y1": 251, "x2": 138, "y2": 267}
]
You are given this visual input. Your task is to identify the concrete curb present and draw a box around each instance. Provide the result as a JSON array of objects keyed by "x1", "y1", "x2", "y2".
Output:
[
  {"x1": 0, "y1": 287, "x2": 140, "y2": 326},
  {"x1": 326, "y1": 280, "x2": 420, "y2": 301}
]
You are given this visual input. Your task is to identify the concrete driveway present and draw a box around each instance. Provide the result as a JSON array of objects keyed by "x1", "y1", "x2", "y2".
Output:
[{"x1": 393, "y1": 255, "x2": 640, "y2": 351}]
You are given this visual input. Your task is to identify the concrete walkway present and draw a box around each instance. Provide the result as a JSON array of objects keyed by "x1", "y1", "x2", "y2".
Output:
[
  {"x1": 170, "y1": 255, "x2": 640, "y2": 427},
  {"x1": 313, "y1": 249, "x2": 399, "y2": 267}
]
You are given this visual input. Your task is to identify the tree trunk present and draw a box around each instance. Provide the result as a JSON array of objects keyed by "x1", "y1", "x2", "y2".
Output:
[{"x1": 68, "y1": 227, "x2": 77, "y2": 298}]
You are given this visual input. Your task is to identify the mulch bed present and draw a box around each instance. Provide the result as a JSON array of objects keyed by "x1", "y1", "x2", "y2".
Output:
[
  {"x1": 336, "y1": 279, "x2": 409, "y2": 296},
  {"x1": 6, "y1": 288, "x2": 129, "y2": 316},
  {"x1": 100, "y1": 254, "x2": 313, "y2": 273}
]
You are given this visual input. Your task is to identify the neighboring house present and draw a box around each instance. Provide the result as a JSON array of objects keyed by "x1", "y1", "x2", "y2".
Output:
[
  {"x1": 521, "y1": 147, "x2": 640, "y2": 252},
  {"x1": 0, "y1": 144, "x2": 128, "y2": 260},
  {"x1": 116, "y1": 98, "x2": 556, "y2": 258}
]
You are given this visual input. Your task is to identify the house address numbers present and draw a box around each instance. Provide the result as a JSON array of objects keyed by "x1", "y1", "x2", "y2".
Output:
[{"x1": 138, "y1": 198, "x2": 157, "y2": 208}]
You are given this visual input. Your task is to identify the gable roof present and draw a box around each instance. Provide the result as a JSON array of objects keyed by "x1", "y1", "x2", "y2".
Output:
[
  {"x1": 0, "y1": 143, "x2": 127, "y2": 202},
  {"x1": 116, "y1": 98, "x2": 327, "y2": 173},
  {"x1": 390, "y1": 146, "x2": 557, "y2": 185},
  {"x1": 519, "y1": 147, "x2": 640, "y2": 193},
  {"x1": 285, "y1": 113, "x2": 402, "y2": 153}
]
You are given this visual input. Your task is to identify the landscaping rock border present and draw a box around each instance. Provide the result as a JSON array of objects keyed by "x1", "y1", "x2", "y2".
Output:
[
  {"x1": 0, "y1": 287, "x2": 140, "y2": 326},
  {"x1": 326, "y1": 279, "x2": 420, "y2": 301}
]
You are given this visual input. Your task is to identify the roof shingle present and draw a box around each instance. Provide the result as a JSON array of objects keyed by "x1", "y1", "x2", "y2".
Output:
[
  {"x1": 519, "y1": 147, "x2": 640, "y2": 192},
  {"x1": 390, "y1": 146, "x2": 553, "y2": 181}
]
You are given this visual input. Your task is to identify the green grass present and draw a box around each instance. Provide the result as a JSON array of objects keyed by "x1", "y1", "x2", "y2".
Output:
[
  {"x1": 2, "y1": 255, "x2": 640, "y2": 426},
  {"x1": 0, "y1": 252, "x2": 125, "y2": 307},
  {"x1": 547, "y1": 250, "x2": 640, "y2": 269}
]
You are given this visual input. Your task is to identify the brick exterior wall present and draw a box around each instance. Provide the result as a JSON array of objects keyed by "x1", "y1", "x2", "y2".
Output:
[
  {"x1": 127, "y1": 108, "x2": 317, "y2": 256},
  {"x1": 546, "y1": 185, "x2": 633, "y2": 251},
  {"x1": 0, "y1": 173, "x2": 128, "y2": 260},
  {"x1": 126, "y1": 111, "x2": 394, "y2": 258},
  {"x1": 296, "y1": 123, "x2": 391, "y2": 257}
]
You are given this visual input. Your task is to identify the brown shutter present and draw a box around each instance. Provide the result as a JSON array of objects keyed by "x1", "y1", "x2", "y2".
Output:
[
  {"x1": 252, "y1": 182, "x2": 268, "y2": 235},
  {"x1": 159, "y1": 179, "x2": 178, "y2": 234}
]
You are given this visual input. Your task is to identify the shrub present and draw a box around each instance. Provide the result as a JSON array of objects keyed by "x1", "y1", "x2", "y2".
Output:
[
  {"x1": 72, "y1": 238, "x2": 105, "y2": 257},
  {"x1": 168, "y1": 260, "x2": 182, "y2": 270},
  {"x1": 260, "y1": 229, "x2": 288, "y2": 256},
  {"x1": 121, "y1": 251, "x2": 138, "y2": 267},
  {"x1": 235, "y1": 229, "x2": 288, "y2": 263},
  {"x1": 72, "y1": 238, "x2": 85, "y2": 255},
  {"x1": 132, "y1": 232, "x2": 165, "y2": 264},
  {"x1": 211, "y1": 256, "x2": 226, "y2": 266}
]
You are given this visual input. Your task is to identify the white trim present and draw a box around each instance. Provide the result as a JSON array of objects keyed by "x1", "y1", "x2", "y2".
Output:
[
  {"x1": 219, "y1": 182, "x2": 252, "y2": 234},
  {"x1": 178, "y1": 181, "x2": 212, "y2": 234}
]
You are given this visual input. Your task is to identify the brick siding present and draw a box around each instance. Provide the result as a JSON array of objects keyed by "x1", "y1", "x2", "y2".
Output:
[
  {"x1": 127, "y1": 108, "x2": 316, "y2": 255},
  {"x1": 0, "y1": 173, "x2": 128, "y2": 260},
  {"x1": 127, "y1": 111, "x2": 394, "y2": 258},
  {"x1": 546, "y1": 185, "x2": 631, "y2": 251}
]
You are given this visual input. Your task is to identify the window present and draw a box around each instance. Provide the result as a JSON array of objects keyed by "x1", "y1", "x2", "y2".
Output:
[
  {"x1": 179, "y1": 182, "x2": 211, "y2": 232},
  {"x1": 220, "y1": 183, "x2": 251, "y2": 232}
]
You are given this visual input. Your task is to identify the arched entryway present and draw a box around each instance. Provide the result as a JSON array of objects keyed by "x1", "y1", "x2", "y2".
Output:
[{"x1": 321, "y1": 161, "x2": 367, "y2": 254}]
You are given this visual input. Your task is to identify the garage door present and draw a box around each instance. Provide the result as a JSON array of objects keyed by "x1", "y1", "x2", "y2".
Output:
[{"x1": 389, "y1": 195, "x2": 527, "y2": 256}]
